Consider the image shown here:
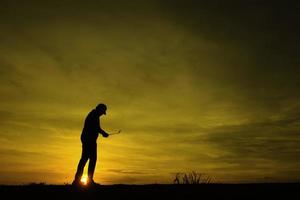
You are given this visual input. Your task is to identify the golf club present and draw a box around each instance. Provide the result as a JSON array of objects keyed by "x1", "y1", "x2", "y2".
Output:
[{"x1": 108, "y1": 129, "x2": 122, "y2": 135}]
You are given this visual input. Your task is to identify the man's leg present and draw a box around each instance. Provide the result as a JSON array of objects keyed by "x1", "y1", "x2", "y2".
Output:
[
  {"x1": 74, "y1": 144, "x2": 89, "y2": 183},
  {"x1": 88, "y1": 143, "x2": 97, "y2": 182}
]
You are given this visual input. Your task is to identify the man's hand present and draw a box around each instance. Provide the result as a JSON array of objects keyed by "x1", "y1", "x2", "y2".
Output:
[{"x1": 102, "y1": 132, "x2": 109, "y2": 138}]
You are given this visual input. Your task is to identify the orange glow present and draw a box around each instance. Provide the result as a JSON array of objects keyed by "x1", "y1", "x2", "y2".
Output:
[{"x1": 80, "y1": 175, "x2": 88, "y2": 185}]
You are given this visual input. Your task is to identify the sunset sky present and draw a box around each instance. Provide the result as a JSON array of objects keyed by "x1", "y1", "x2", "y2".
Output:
[{"x1": 0, "y1": 0, "x2": 300, "y2": 184}]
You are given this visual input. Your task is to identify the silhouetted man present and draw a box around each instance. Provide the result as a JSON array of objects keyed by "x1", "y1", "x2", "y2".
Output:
[{"x1": 73, "y1": 103, "x2": 109, "y2": 186}]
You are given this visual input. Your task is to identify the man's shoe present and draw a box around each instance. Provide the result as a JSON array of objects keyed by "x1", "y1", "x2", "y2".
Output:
[
  {"x1": 88, "y1": 179, "x2": 101, "y2": 187},
  {"x1": 72, "y1": 180, "x2": 81, "y2": 187}
]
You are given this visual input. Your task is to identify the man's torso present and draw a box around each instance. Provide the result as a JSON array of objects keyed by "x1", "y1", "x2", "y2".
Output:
[{"x1": 81, "y1": 109, "x2": 100, "y2": 143}]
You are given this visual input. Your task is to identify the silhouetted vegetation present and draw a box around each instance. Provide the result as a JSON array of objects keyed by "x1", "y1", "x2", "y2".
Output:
[{"x1": 173, "y1": 171, "x2": 212, "y2": 184}]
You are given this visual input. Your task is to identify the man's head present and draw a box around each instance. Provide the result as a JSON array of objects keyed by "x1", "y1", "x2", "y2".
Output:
[{"x1": 96, "y1": 103, "x2": 107, "y2": 116}]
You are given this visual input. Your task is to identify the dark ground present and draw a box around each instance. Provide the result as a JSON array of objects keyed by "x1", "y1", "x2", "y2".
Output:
[{"x1": 1, "y1": 183, "x2": 299, "y2": 200}]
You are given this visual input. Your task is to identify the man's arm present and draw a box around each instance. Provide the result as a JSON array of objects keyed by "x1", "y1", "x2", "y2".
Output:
[
  {"x1": 95, "y1": 116, "x2": 109, "y2": 137},
  {"x1": 99, "y1": 128, "x2": 109, "y2": 137}
]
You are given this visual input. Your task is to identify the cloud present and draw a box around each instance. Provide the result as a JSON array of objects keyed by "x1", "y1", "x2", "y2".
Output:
[
  {"x1": 203, "y1": 110, "x2": 300, "y2": 168},
  {"x1": 106, "y1": 169, "x2": 151, "y2": 175},
  {"x1": 0, "y1": 148, "x2": 47, "y2": 158}
]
